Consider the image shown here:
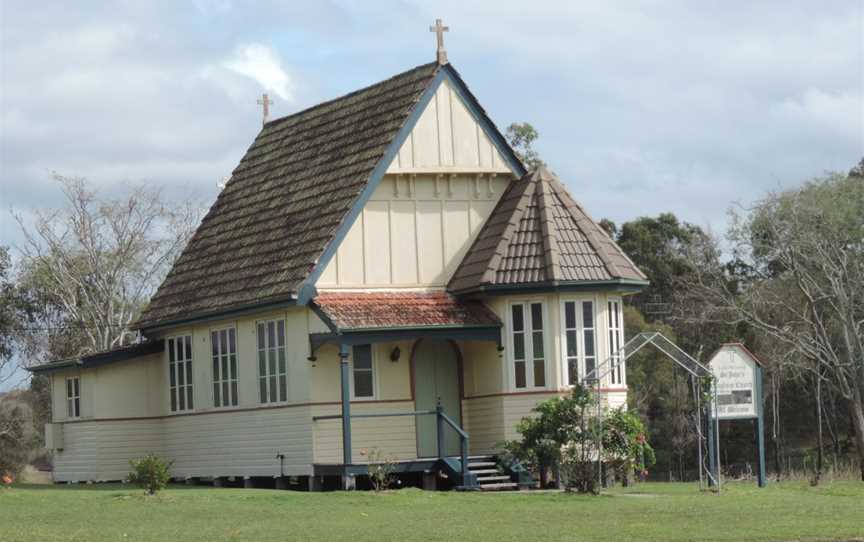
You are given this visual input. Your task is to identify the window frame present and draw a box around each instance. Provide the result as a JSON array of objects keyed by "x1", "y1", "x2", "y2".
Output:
[
  {"x1": 607, "y1": 297, "x2": 625, "y2": 386},
  {"x1": 560, "y1": 296, "x2": 598, "y2": 387},
  {"x1": 507, "y1": 300, "x2": 548, "y2": 391},
  {"x1": 210, "y1": 325, "x2": 239, "y2": 408},
  {"x1": 350, "y1": 344, "x2": 376, "y2": 401},
  {"x1": 167, "y1": 334, "x2": 194, "y2": 413},
  {"x1": 256, "y1": 318, "x2": 289, "y2": 404},
  {"x1": 65, "y1": 376, "x2": 80, "y2": 418}
]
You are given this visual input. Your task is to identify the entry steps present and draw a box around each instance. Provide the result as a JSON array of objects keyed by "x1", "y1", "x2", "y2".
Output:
[{"x1": 466, "y1": 455, "x2": 518, "y2": 491}]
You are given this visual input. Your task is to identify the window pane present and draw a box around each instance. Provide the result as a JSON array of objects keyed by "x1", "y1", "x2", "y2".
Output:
[
  {"x1": 566, "y1": 330, "x2": 578, "y2": 357},
  {"x1": 277, "y1": 320, "x2": 285, "y2": 347},
  {"x1": 269, "y1": 375, "x2": 277, "y2": 403},
  {"x1": 511, "y1": 305, "x2": 524, "y2": 331},
  {"x1": 565, "y1": 302, "x2": 576, "y2": 329},
  {"x1": 230, "y1": 355, "x2": 237, "y2": 379},
  {"x1": 220, "y1": 330, "x2": 228, "y2": 356},
  {"x1": 353, "y1": 345, "x2": 372, "y2": 369},
  {"x1": 268, "y1": 322, "x2": 275, "y2": 351},
  {"x1": 279, "y1": 375, "x2": 287, "y2": 401},
  {"x1": 67, "y1": 399, "x2": 73, "y2": 418},
  {"x1": 513, "y1": 334, "x2": 525, "y2": 361},
  {"x1": 185, "y1": 336, "x2": 192, "y2": 361},
  {"x1": 582, "y1": 302, "x2": 594, "y2": 328},
  {"x1": 257, "y1": 323, "x2": 265, "y2": 350},
  {"x1": 212, "y1": 357, "x2": 219, "y2": 380},
  {"x1": 176, "y1": 339, "x2": 183, "y2": 363},
  {"x1": 213, "y1": 383, "x2": 220, "y2": 407},
  {"x1": 532, "y1": 330, "x2": 544, "y2": 359},
  {"x1": 534, "y1": 360, "x2": 546, "y2": 387},
  {"x1": 178, "y1": 386, "x2": 185, "y2": 410},
  {"x1": 278, "y1": 349, "x2": 286, "y2": 374},
  {"x1": 73, "y1": 378, "x2": 79, "y2": 396},
  {"x1": 211, "y1": 332, "x2": 218, "y2": 357},
  {"x1": 229, "y1": 328, "x2": 236, "y2": 353},
  {"x1": 185, "y1": 361, "x2": 192, "y2": 385},
  {"x1": 66, "y1": 379, "x2": 72, "y2": 398},
  {"x1": 168, "y1": 339, "x2": 175, "y2": 362},
  {"x1": 221, "y1": 357, "x2": 228, "y2": 381},
  {"x1": 354, "y1": 372, "x2": 373, "y2": 397},
  {"x1": 515, "y1": 361, "x2": 526, "y2": 388},
  {"x1": 585, "y1": 357, "x2": 596, "y2": 378},
  {"x1": 268, "y1": 349, "x2": 276, "y2": 376},
  {"x1": 260, "y1": 378, "x2": 268, "y2": 403},
  {"x1": 170, "y1": 392, "x2": 177, "y2": 412},
  {"x1": 74, "y1": 398, "x2": 80, "y2": 417},
  {"x1": 222, "y1": 382, "x2": 229, "y2": 406},
  {"x1": 568, "y1": 359, "x2": 579, "y2": 386},
  {"x1": 584, "y1": 331, "x2": 595, "y2": 356},
  {"x1": 258, "y1": 351, "x2": 266, "y2": 377},
  {"x1": 177, "y1": 364, "x2": 185, "y2": 386},
  {"x1": 531, "y1": 303, "x2": 543, "y2": 330},
  {"x1": 231, "y1": 383, "x2": 238, "y2": 406},
  {"x1": 187, "y1": 387, "x2": 194, "y2": 410},
  {"x1": 169, "y1": 363, "x2": 176, "y2": 387}
]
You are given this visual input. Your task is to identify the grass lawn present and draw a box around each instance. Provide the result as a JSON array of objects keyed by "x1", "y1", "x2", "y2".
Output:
[{"x1": 3, "y1": 481, "x2": 863, "y2": 541}]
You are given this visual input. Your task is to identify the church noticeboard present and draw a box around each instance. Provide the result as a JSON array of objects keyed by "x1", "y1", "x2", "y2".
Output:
[{"x1": 708, "y1": 345, "x2": 760, "y2": 420}]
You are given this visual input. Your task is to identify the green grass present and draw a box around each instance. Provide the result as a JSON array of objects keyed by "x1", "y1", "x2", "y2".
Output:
[{"x1": 3, "y1": 481, "x2": 863, "y2": 541}]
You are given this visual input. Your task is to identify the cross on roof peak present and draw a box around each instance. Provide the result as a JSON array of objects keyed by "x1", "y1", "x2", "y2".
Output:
[
  {"x1": 429, "y1": 18, "x2": 449, "y2": 65},
  {"x1": 257, "y1": 93, "x2": 273, "y2": 125}
]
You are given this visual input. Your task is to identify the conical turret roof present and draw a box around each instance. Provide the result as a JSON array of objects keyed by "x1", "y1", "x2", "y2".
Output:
[{"x1": 448, "y1": 167, "x2": 648, "y2": 294}]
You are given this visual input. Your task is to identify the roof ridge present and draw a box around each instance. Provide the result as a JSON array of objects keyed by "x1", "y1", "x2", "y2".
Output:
[
  {"x1": 536, "y1": 173, "x2": 562, "y2": 282},
  {"x1": 264, "y1": 62, "x2": 439, "y2": 129}
]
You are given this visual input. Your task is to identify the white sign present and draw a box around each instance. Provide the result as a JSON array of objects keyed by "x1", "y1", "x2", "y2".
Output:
[{"x1": 709, "y1": 345, "x2": 759, "y2": 420}]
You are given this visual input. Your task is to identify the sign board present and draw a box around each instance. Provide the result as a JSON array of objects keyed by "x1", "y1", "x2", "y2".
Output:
[{"x1": 708, "y1": 344, "x2": 760, "y2": 420}]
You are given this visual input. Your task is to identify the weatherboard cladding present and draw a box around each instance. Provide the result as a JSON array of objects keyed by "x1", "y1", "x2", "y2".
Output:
[
  {"x1": 135, "y1": 63, "x2": 440, "y2": 329},
  {"x1": 448, "y1": 167, "x2": 647, "y2": 293},
  {"x1": 313, "y1": 291, "x2": 501, "y2": 331}
]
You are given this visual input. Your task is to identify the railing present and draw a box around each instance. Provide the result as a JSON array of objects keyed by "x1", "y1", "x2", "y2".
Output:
[{"x1": 312, "y1": 399, "x2": 471, "y2": 486}]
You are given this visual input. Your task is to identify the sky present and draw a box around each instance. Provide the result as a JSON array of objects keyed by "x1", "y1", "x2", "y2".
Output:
[{"x1": 1, "y1": 0, "x2": 862, "y2": 247}]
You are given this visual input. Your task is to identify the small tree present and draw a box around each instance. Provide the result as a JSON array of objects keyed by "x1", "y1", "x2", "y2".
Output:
[
  {"x1": 362, "y1": 447, "x2": 397, "y2": 491},
  {"x1": 127, "y1": 453, "x2": 172, "y2": 495},
  {"x1": 0, "y1": 398, "x2": 39, "y2": 481},
  {"x1": 505, "y1": 122, "x2": 544, "y2": 169}
]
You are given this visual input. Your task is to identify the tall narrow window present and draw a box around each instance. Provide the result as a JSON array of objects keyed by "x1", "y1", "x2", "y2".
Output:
[
  {"x1": 608, "y1": 299, "x2": 624, "y2": 385},
  {"x1": 511, "y1": 302, "x2": 546, "y2": 389},
  {"x1": 211, "y1": 327, "x2": 238, "y2": 407},
  {"x1": 168, "y1": 335, "x2": 194, "y2": 412},
  {"x1": 257, "y1": 319, "x2": 287, "y2": 403},
  {"x1": 563, "y1": 300, "x2": 596, "y2": 385},
  {"x1": 352, "y1": 344, "x2": 374, "y2": 398},
  {"x1": 66, "y1": 376, "x2": 80, "y2": 418}
]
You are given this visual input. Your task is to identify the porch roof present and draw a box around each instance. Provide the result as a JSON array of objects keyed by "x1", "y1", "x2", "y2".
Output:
[{"x1": 309, "y1": 291, "x2": 502, "y2": 349}]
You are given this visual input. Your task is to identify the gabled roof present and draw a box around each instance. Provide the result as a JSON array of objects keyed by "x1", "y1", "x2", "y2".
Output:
[
  {"x1": 134, "y1": 61, "x2": 524, "y2": 331},
  {"x1": 313, "y1": 291, "x2": 501, "y2": 332},
  {"x1": 448, "y1": 167, "x2": 648, "y2": 294}
]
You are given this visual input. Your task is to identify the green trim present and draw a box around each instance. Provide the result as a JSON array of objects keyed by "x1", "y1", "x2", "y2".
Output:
[{"x1": 450, "y1": 278, "x2": 649, "y2": 297}]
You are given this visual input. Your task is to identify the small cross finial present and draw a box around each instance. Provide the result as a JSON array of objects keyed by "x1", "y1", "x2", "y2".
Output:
[
  {"x1": 257, "y1": 93, "x2": 273, "y2": 125},
  {"x1": 429, "y1": 18, "x2": 449, "y2": 65}
]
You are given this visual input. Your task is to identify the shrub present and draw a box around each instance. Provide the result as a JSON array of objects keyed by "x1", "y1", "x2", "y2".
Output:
[
  {"x1": 127, "y1": 453, "x2": 173, "y2": 495},
  {"x1": 362, "y1": 447, "x2": 397, "y2": 491}
]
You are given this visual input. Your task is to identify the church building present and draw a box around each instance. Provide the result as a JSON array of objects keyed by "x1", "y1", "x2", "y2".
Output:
[{"x1": 30, "y1": 22, "x2": 647, "y2": 490}]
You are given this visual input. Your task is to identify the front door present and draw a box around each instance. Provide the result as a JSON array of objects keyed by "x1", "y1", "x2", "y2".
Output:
[{"x1": 414, "y1": 340, "x2": 462, "y2": 457}]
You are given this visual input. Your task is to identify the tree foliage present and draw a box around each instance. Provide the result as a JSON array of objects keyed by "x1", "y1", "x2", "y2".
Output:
[
  {"x1": 505, "y1": 122, "x2": 544, "y2": 170},
  {"x1": 0, "y1": 396, "x2": 39, "y2": 480}
]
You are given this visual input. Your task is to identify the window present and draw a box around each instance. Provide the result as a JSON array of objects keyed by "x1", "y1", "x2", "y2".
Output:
[
  {"x1": 608, "y1": 298, "x2": 625, "y2": 385},
  {"x1": 66, "y1": 376, "x2": 80, "y2": 418},
  {"x1": 211, "y1": 327, "x2": 238, "y2": 407},
  {"x1": 352, "y1": 344, "x2": 374, "y2": 399},
  {"x1": 510, "y1": 302, "x2": 546, "y2": 389},
  {"x1": 168, "y1": 335, "x2": 194, "y2": 412},
  {"x1": 257, "y1": 319, "x2": 287, "y2": 403},
  {"x1": 563, "y1": 300, "x2": 596, "y2": 385}
]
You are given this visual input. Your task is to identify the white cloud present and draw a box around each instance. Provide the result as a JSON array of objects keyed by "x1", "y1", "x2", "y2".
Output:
[{"x1": 223, "y1": 43, "x2": 295, "y2": 102}]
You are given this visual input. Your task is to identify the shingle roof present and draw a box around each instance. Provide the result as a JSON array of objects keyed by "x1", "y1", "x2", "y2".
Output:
[
  {"x1": 448, "y1": 167, "x2": 648, "y2": 294},
  {"x1": 134, "y1": 63, "x2": 440, "y2": 330},
  {"x1": 313, "y1": 291, "x2": 501, "y2": 331}
]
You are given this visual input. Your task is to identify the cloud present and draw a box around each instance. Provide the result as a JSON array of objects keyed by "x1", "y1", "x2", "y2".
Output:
[{"x1": 223, "y1": 43, "x2": 295, "y2": 102}]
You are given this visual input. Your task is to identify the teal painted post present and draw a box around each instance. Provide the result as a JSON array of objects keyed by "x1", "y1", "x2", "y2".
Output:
[
  {"x1": 756, "y1": 366, "x2": 767, "y2": 488},
  {"x1": 436, "y1": 398, "x2": 445, "y2": 460},
  {"x1": 339, "y1": 344, "x2": 352, "y2": 468}
]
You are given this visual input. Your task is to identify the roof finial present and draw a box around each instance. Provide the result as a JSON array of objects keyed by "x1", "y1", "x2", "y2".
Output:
[
  {"x1": 429, "y1": 18, "x2": 450, "y2": 65},
  {"x1": 257, "y1": 93, "x2": 273, "y2": 125}
]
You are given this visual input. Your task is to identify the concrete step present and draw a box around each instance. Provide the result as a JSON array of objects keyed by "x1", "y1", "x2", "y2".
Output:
[
  {"x1": 470, "y1": 469, "x2": 500, "y2": 475},
  {"x1": 477, "y1": 475, "x2": 512, "y2": 483},
  {"x1": 479, "y1": 482, "x2": 519, "y2": 491},
  {"x1": 468, "y1": 461, "x2": 496, "y2": 469}
]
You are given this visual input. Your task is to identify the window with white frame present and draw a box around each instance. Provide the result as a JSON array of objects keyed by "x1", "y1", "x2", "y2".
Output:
[
  {"x1": 608, "y1": 298, "x2": 625, "y2": 385},
  {"x1": 562, "y1": 299, "x2": 596, "y2": 385},
  {"x1": 257, "y1": 319, "x2": 287, "y2": 403},
  {"x1": 211, "y1": 327, "x2": 238, "y2": 407},
  {"x1": 352, "y1": 344, "x2": 374, "y2": 399},
  {"x1": 66, "y1": 376, "x2": 80, "y2": 418},
  {"x1": 168, "y1": 335, "x2": 194, "y2": 412},
  {"x1": 510, "y1": 302, "x2": 546, "y2": 389}
]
